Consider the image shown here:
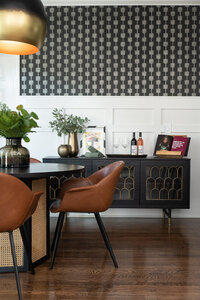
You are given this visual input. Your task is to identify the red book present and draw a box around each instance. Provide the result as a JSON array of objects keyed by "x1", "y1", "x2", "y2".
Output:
[{"x1": 171, "y1": 136, "x2": 189, "y2": 156}]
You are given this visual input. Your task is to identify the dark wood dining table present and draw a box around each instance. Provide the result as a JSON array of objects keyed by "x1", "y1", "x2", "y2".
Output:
[{"x1": 0, "y1": 163, "x2": 85, "y2": 273}]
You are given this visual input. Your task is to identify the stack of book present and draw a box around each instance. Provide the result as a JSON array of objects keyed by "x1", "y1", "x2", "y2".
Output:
[{"x1": 154, "y1": 135, "x2": 190, "y2": 157}]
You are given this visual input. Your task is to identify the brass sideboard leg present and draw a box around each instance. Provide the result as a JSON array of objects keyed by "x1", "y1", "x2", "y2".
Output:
[
  {"x1": 163, "y1": 208, "x2": 172, "y2": 226},
  {"x1": 166, "y1": 209, "x2": 171, "y2": 226},
  {"x1": 162, "y1": 209, "x2": 165, "y2": 219},
  {"x1": 168, "y1": 208, "x2": 172, "y2": 226}
]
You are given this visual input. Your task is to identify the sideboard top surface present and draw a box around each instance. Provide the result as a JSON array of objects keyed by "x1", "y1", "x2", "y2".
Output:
[{"x1": 43, "y1": 156, "x2": 191, "y2": 161}]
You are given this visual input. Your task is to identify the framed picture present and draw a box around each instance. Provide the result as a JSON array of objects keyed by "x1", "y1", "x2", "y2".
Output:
[
  {"x1": 80, "y1": 126, "x2": 106, "y2": 155},
  {"x1": 153, "y1": 135, "x2": 173, "y2": 155}
]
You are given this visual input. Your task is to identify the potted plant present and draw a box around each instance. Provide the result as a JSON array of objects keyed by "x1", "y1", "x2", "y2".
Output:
[
  {"x1": 49, "y1": 108, "x2": 89, "y2": 157},
  {"x1": 0, "y1": 102, "x2": 39, "y2": 167}
]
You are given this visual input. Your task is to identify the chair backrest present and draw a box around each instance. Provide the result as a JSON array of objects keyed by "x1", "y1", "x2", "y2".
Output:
[
  {"x1": 88, "y1": 161, "x2": 125, "y2": 210},
  {"x1": 89, "y1": 161, "x2": 124, "y2": 185},
  {"x1": 56, "y1": 161, "x2": 125, "y2": 213},
  {"x1": 0, "y1": 173, "x2": 43, "y2": 232},
  {"x1": 30, "y1": 158, "x2": 41, "y2": 163}
]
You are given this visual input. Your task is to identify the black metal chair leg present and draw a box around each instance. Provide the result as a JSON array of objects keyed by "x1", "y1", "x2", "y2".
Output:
[
  {"x1": 9, "y1": 231, "x2": 23, "y2": 300},
  {"x1": 94, "y1": 213, "x2": 118, "y2": 268},
  {"x1": 51, "y1": 212, "x2": 64, "y2": 251},
  {"x1": 20, "y1": 225, "x2": 35, "y2": 275},
  {"x1": 50, "y1": 212, "x2": 65, "y2": 270}
]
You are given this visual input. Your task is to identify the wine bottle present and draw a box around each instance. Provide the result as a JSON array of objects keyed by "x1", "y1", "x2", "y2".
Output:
[
  {"x1": 131, "y1": 132, "x2": 137, "y2": 155},
  {"x1": 137, "y1": 132, "x2": 144, "y2": 155}
]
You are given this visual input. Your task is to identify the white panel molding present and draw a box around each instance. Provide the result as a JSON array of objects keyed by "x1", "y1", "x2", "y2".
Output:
[
  {"x1": 172, "y1": 125, "x2": 200, "y2": 133},
  {"x1": 112, "y1": 126, "x2": 155, "y2": 133},
  {"x1": 161, "y1": 108, "x2": 200, "y2": 133}
]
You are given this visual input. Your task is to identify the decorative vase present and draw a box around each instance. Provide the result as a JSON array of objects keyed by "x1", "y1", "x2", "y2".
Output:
[
  {"x1": 68, "y1": 132, "x2": 78, "y2": 157},
  {"x1": 57, "y1": 144, "x2": 71, "y2": 158},
  {"x1": 0, "y1": 138, "x2": 30, "y2": 168}
]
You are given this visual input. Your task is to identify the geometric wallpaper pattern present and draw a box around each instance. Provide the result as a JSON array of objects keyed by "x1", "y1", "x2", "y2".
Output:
[{"x1": 20, "y1": 6, "x2": 200, "y2": 96}]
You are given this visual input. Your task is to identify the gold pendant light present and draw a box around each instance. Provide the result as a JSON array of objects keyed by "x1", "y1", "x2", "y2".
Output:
[{"x1": 0, "y1": 0, "x2": 47, "y2": 55}]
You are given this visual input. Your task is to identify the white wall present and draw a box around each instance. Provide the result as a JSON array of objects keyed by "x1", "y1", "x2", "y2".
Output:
[{"x1": 0, "y1": 54, "x2": 199, "y2": 218}]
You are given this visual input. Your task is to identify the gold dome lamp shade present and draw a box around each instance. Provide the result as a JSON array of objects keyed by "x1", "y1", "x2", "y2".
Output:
[{"x1": 0, "y1": 0, "x2": 47, "y2": 55}]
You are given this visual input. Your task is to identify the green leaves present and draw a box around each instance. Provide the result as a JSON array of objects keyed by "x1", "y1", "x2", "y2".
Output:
[
  {"x1": 16, "y1": 105, "x2": 23, "y2": 111},
  {"x1": 0, "y1": 103, "x2": 39, "y2": 142},
  {"x1": 30, "y1": 112, "x2": 39, "y2": 120},
  {"x1": 49, "y1": 108, "x2": 89, "y2": 136},
  {"x1": 23, "y1": 136, "x2": 30, "y2": 143}
]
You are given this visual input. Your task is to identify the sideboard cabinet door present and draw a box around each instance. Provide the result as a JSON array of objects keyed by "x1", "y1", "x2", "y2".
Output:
[
  {"x1": 92, "y1": 159, "x2": 140, "y2": 208},
  {"x1": 140, "y1": 159, "x2": 190, "y2": 209},
  {"x1": 43, "y1": 157, "x2": 92, "y2": 200}
]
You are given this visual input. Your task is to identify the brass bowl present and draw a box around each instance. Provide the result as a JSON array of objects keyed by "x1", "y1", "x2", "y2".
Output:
[{"x1": 57, "y1": 144, "x2": 71, "y2": 158}]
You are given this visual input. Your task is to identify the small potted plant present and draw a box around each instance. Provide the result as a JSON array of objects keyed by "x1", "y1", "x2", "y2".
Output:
[
  {"x1": 0, "y1": 102, "x2": 39, "y2": 167},
  {"x1": 49, "y1": 108, "x2": 89, "y2": 157}
]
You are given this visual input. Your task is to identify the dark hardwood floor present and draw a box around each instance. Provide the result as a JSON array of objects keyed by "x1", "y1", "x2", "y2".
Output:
[{"x1": 1, "y1": 217, "x2": 200, "y2": 300}]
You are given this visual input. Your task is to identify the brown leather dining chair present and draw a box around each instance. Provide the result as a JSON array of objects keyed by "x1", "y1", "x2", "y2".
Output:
[
  {"x1": 0, "y1": 173, "x2": 43, "y2": 300},
  {"x1": 50, "y1": 161, "x2": 125, "y2": 269},
  {"x1": 30, "y1": 157, "x2": 41, "y2": 163}
]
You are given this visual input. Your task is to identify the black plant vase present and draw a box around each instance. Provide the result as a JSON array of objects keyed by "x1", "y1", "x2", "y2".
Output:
[{"x1": 0, "y1": 138, "x2": 30, "y2": 168}]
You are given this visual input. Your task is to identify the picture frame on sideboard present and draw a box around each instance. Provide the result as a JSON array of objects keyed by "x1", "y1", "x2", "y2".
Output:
[{"x1": 80, "y1": 126, "x2": 106, "y2": 156}]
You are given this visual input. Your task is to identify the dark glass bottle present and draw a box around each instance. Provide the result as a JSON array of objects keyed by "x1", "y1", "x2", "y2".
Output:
[{"x1": 130, "y1": 132, "x2": 137, "y2": 155}]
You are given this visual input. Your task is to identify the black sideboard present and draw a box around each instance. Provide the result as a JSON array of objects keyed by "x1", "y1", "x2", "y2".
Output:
[{"x1": 43, "y1": 156, "x2": 190, "y2": 222}]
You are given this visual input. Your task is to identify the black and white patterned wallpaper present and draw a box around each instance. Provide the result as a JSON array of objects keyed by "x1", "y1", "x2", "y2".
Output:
[{"x1": 20, "y1": 6, "x2": 200, "y2": 96}]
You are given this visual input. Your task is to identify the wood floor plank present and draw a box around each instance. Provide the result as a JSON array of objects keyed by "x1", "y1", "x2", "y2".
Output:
[{"x1": 0, "y1": 218, "x2": 200, "y2": 299}]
